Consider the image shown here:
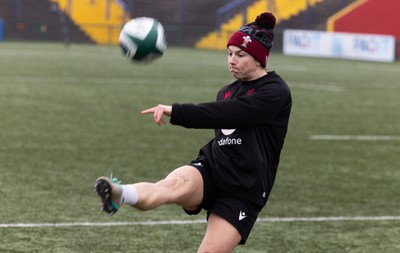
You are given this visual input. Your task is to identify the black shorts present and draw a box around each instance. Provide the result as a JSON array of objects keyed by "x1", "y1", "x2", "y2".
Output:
[{"x1": 185, "y1": 158, "x2": 262, "y2": 245}]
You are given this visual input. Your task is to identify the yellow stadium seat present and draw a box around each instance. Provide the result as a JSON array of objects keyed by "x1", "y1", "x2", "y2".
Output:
[
  {"x1": 50, "y1": 0, "x2": 128, "y2": 44},
  {"x1": 196, "y1": 0, "x2": 323, "y2": 50}
]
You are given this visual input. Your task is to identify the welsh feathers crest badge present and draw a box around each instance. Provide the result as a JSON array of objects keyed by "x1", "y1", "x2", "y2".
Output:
[{"x1": 241, "y1": 35, "x2": 252, "y2": 48}]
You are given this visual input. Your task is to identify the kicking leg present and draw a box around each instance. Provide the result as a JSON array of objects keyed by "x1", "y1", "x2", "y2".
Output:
[
  {"x1": 95, "y1": 165, "x2": 203, "y2": 214},
  {"x1": 133, "y1": 165, "x2": 203, "y2": 211}
]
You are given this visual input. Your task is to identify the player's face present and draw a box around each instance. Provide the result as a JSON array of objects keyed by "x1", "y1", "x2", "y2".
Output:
[{"x1": 227, "y1": 45, "x2": 260, "y2": 81}]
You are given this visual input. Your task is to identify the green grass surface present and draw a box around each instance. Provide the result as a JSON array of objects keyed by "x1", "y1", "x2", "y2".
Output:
[{"x1": 0, "y1": 42, "x2": 399, "y2": 252}]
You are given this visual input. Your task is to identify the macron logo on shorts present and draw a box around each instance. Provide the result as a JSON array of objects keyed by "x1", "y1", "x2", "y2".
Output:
[{"x1": 239, "y1": 211, "x2": 247, "y2": 221}]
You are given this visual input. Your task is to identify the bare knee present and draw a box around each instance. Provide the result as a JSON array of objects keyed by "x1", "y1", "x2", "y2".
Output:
[
  {"x1": 157, "y1": 178, "x2": 178, "y2": 188},
  {"x1": 197, "y1": 214, "x2": 241, "y2": 253},
  {"x1": 132, "y1": 166, "x2": 203, "y2": 211},
  {"x1": 197, "y1": 246, "x2": 237, "y2": 253}
]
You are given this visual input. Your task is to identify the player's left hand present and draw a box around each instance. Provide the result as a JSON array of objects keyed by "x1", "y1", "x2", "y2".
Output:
[{"x1": 141, "y1": 104, "x2": 172, "y2": 126}]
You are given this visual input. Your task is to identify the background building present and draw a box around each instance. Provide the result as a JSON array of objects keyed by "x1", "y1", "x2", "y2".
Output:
[{"x1": 0, "y1": 0, "x2": 399, "y2": 58}]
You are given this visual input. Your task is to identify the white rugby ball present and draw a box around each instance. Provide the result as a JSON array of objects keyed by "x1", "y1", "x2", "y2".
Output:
[{"x1": 119, "y1": 17, "x2": 167, "y2": 63}]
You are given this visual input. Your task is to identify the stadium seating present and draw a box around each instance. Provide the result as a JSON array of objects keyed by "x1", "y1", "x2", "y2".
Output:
[
  {"x1": 0, "y1": 0, "x2": 92, "y2": 43},
  {"x1": 50, "y1": 0, "x2": 128, "y2": 44},
  {"x1": 195, "y1": 0, "x2": 323, "y2": 50}
]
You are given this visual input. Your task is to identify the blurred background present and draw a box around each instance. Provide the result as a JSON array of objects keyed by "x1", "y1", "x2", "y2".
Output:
[{"x1": 0, "y1": 0, "x2": 399, "y2": 59}]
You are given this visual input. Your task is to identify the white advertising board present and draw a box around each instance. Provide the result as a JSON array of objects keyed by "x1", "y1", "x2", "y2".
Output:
[{"x1": 283, "y1": 29, "x2": 396, "y2": 62}]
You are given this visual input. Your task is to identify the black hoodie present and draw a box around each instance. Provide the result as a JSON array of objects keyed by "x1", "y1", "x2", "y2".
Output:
[{"x1": 170, "y1": 71, "x2": 291, "y2": 207}]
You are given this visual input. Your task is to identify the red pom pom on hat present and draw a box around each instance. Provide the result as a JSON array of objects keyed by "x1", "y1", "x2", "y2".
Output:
[{"x1": 255, "y1": 12, "x2": 276, "y2": 30}]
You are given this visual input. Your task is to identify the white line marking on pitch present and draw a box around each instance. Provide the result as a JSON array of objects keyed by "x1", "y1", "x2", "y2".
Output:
[
  {"x1": 1, "y1": 216, "x2": 400, "y2": 228},
  {"x1": 258, "y1": 216, "x2": 400, "y2": 222},
  {"x1": 310, "y1": 135, "x2": 400, "y2": 141},
  {"x1": 291, "y1": 83, "x2": 343, "y2": 92}
]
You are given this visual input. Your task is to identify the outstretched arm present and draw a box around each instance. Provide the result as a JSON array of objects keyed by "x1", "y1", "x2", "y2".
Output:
[{"x1": 141, "y1": 104, "x2": 172, "y2": 126}]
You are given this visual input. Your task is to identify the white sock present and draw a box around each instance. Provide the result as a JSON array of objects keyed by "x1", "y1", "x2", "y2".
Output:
[{"x1": 121, "y1": 185, "x2": 139, "y2": 205}]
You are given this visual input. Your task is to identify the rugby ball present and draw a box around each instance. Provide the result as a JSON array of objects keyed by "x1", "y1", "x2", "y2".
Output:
[{"x1": 119, "y1": 17, "x2": 167, "y2": 63}]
